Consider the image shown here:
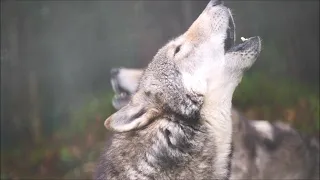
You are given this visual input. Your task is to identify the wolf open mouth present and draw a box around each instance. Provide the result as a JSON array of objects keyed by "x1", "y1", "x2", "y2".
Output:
[{"x1": 224, "y1": 9, "x2": 260, "y2": 54}]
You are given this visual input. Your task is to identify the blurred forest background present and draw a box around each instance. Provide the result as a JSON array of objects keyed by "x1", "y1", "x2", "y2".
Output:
[{"x1": 1, "y1": 0, "x2": 319, "y2": 179}]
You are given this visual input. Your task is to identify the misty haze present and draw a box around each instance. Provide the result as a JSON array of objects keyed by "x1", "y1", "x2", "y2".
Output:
[{"x1": 1, "y1": 0, "x2": 319, "y2": 179}]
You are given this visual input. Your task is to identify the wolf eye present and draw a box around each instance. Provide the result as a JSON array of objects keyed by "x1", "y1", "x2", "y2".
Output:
[{"x1": 174, "y1": 45, "x2": 181, "y2": 56}]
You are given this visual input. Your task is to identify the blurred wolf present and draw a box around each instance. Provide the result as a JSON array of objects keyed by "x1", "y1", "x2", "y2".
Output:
[
  {"x1": 94, "y1": 0, "x2": 264, "y2": 179},
  {"x1": 109, "y1": 68, "x2": 319, "y2": 180}
]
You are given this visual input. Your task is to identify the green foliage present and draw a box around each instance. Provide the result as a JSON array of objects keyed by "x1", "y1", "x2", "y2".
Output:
[
  {"x1": 309, "y1": 97, "x2": 320, "y2": 130},
  {"x1": 234, "y1": 72, "x2": 320, "y2": 132},
  {"x1": 59, "y1": 147, "x2": 73, "y2": 163},
  {"x1": 68, "y1": 91, "x2": 115, "y2": 134},
  {"x1": 30, "y1": 147, "x2": 46, "y2": 165}
]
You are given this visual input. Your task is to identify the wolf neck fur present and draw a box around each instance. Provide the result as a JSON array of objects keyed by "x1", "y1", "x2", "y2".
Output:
[
  {"x1": 102, "y1": 107, "x2": 233, "y2": 179},
  {"x1": 201, "y1": 87, "x2": 234, "y2": 179}
]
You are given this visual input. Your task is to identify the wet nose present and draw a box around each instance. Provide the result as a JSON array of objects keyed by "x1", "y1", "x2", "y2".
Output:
[
  {"x1": 209, "y1": 0, "x2": 222, "y2": 6},
  {"x1": 110, "y1": 68, "x2": 119, "y2": 77}
]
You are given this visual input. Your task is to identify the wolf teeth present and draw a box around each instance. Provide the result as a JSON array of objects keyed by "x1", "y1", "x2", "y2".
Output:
[{"x1": 241, "y1": 37, "x2": 248, "y2": 42}]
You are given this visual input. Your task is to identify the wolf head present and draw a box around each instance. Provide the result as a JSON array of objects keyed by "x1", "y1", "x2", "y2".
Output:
[{"x1": 105, "y1": 0, "x2": 261, "y2": 133}]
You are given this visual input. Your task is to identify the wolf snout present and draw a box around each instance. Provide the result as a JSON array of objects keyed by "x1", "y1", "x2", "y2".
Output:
[{"x1": 209, "y1": 0, "x2": 222, "y2": 6}]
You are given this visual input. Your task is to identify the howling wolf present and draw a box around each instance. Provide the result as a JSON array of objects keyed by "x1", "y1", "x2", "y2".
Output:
[
  {"x1": 94, "y1": 0, "x2": 265, "y2": 179},
  {"x1": 109, "y1": 67, "x2": 320, "y2": 180}
]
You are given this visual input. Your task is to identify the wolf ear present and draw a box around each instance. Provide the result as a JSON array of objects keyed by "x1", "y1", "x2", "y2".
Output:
[{"x1": 104, "y1": 102, "x2": 160, "y2": 132}]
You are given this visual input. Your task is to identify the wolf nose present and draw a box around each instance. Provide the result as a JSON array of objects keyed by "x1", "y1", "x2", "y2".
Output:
[
  {"x1": 110, "y1": 68, "x2": 119, "y2": 77},
  {"x1": 209, "y1": 0, "x2": 222, "y2": 6}
]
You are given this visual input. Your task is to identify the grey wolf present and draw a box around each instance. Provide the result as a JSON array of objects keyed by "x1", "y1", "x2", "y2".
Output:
[
  {"x1": 109, "y1": 70, "x2": 319, "y2": 178},
  {"x1": 109, "y1": 66, "x2": 319, "y2": 179},
  {"x1": 94, "y1": 0, "x2": 263, "y2": 179}
]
